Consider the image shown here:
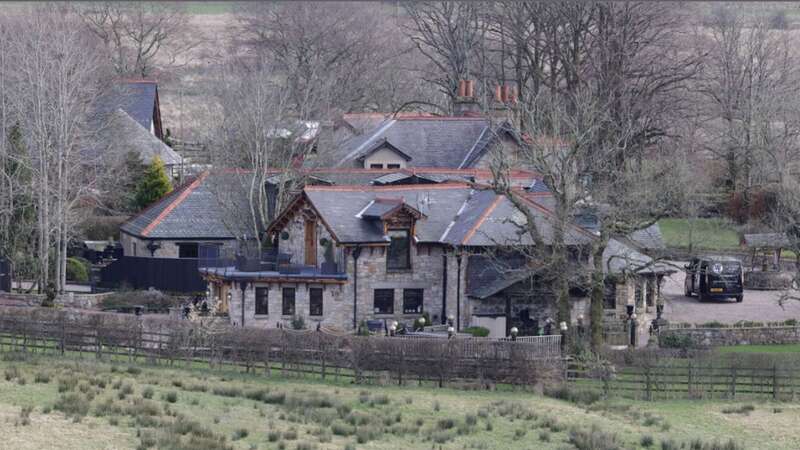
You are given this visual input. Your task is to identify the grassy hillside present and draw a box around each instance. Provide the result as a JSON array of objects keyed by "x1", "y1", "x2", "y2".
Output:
[
  {"x1": 658, "y1": 218, "x2": 741, "y2": 251},
  {"x1": 0, "y1": 354, "x2": 797, "y2": 449}
]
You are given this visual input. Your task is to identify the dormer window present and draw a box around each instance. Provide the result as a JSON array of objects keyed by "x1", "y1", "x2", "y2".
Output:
[
  {"x1": 387, "y1": 229, "x2": 411, "y2": 270},
  {"x1": 356, "y1": 138, "x2": 412, "y2": 170}
]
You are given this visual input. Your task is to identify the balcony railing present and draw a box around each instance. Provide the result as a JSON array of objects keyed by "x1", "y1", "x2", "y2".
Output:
[{"x1": 198, "y1": 248, "x2": 344, "y2": 277}]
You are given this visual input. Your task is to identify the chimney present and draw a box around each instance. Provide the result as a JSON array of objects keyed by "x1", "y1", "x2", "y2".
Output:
[
  {"x1": 489, "y1": 83, "x2": 518, "y2": 122},
  {"x1": 453, "y1": 79, "x2": 480, "y2": 117}
]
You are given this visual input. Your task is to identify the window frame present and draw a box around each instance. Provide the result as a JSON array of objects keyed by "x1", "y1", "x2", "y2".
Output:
[
  {"x1": 255, "y1": 287, "x2": 269, "y2": 316},
  {"x1": 282, "y1": 287, "x2": 296, "y2": 316},
  {"x1": 369, "y1": 163, "x2": 383, "y2": 169},
  {"x1": 373, "y1": 289, "x2": 394, "y2": 315},
  {"x1": 386, "y1": 229, "x2": 411, "y2": 271},
  {"x1": 402, "y1": 289, "x2": 423, "y2": 314},
  {"x1": 386, "y1": 163, "x2": 401, "y2": 169},
  {"x1": 309, "y1": 287, "x2": 323, "y2": 316}
]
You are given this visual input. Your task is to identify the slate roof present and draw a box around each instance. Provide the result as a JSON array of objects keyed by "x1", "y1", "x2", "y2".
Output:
[
  {"x1": 321, "y1": 116, "x2": 498, "y2": 168},
  {"x1": 286, "y1": 185, "x2": 593, "y2": 247},
  {"x1": 627, "y1": 224, "x2": 666, "y2": 251},
  {"x1": 603, "y1": 238, "x2": 675, "y2": 275},
  {"x1": 120, "y1": 171, "x2": 252, "y2": 240},
  {"x1": 91, "y1": 109, "x2": 181, "y2": 166},
  {"x1": 465, "y1": 253, "x2": 530, "y2": 300},
  {"x1": 95, "y1": 81, "x2": 158, "y2": 131}
]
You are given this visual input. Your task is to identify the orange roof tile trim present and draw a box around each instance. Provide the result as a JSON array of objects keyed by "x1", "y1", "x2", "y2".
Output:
[{"x1": 141, "y1": 172, "x2": 208, "y2": 237}]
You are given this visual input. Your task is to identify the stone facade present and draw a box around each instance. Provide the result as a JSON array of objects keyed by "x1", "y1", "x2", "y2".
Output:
[
  {"x1": 120, "y1": 232, "x2": 237, "y2": 259},
  {"x1": 661, "y1": 326, "x2": 800, "y2": 347}
]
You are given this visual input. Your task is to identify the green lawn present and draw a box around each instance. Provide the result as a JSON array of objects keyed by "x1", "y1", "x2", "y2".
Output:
[
  {"x1": 0, "y1": 353, "x2": 798, "y2": 449},
  {"x1": 658, "y1": 218, "x2": 741, "y2": 251},
  {"x1": 717, "y1": 344, "x2": 800, "y2": 354}
]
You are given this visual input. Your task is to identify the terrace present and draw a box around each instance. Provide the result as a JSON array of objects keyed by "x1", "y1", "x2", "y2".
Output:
[{"x1": 198, "y1": 247, "x2": 347, "y2": 282}]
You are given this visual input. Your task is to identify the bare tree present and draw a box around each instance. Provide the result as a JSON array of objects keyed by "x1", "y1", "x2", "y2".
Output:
[
  {"x1": 77, "y1": 2, "x2": 197, "y2": 77},
  {"x1": 403, "y1": 1, "x2": 486, "y2": 110},
  {"x1": 234, "y1": 2, "x2": 421, "y2": 116},
  {"x1": 695, "y1": 5, "x2": 800, "y2": 220},
  {"x1": 2, "y1": 5, "x2": 111, "y2": 292}
]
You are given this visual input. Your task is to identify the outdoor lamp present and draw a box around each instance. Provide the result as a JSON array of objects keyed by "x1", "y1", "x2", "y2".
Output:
[
  {"x1": 418, "y1": 317, "x2": 426, "y2": 326},
  {"x1": 447, "y1": 326, "x2": 455, "y2": 338},
  {"x1": 559, "y1": 321, "x2": 568, "y2": 332},
  {"x1": 510, "y1": 326, "x2": 518, "y2": 341},
  {"x1": 447, "y1": 315, "x2": 454, "y2": 326},
  {"x1": 626, "y1": 304, "x2": 634, "y2": 318},
  {"x1": 226, "y1": 292, "x2": 232, "y2": 304},
  {"x1": 630, "y1": 313, "x2": 637, "y2": 321},
  {"x1": 389, "y1": 324, "x2": 397, "y2": 336}
]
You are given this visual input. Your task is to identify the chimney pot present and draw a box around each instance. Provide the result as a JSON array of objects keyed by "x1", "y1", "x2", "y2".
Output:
[
  {"x1": 494, "y1": 85, "x2": 502, "y2": 103},
  {"x1": 501, "y1": 85, "x2": 510, "y2": 103},
  {"x1": 457, "y1": 80, "x2": 466, "y2": 97},
  {"x1": 510, "y1": 87, "x2": 517, "y2": 104},
  {"x1": 465, "y1": 80, "x2": 474, "y2": 98}
]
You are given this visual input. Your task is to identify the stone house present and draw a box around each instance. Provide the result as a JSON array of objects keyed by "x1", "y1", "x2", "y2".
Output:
[{"x1": 198, "y1": 182, "x2": 663, "y2": 334}]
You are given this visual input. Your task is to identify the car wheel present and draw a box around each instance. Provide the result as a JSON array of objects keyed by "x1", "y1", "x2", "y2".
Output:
[{"x1": 736, "y1": 295, "x2": 743, "y2": 303}]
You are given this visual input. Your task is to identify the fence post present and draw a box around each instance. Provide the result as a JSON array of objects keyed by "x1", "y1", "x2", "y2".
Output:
[
  {"x1": 59, "y1": 315, "x2": 66, "y2": 355},
  {"x1": 730, "y1": 366, "x2": 736, "y2": 399},
  {"x1": 773, "y1": 364, "x2": 779, "y2": 400},
  {"x1": 687, "y1": 361, "x2": 693, "y2": 399}
]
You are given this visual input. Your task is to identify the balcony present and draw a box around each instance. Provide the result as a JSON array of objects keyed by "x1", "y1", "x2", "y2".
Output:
[{"x1": 198, "y1": 248, "x2": 346, "y2": 281}]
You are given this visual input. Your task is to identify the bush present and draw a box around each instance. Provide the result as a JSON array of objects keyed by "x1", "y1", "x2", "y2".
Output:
[
  {"x1": 66, "y1": 257, "x2": 90, "y2": 283},
  {"x1": 291, "y1": 315, "x2": 306, "y2": 330},
  {"x1": 641, "y1": 434, "x2": 655, "y2": 447},
  {"x1": 568, "y1": 425, "x2": 620, "y2": 450},
  {"x1": 660, "y1": 333, "x2": 695, "y2": 350},
  {"x1": 462, "y1": 326, "x2": 490, "y2": 337},
  {"x1": 543, "y1": 385, "x2": 601, "y2": 405},
  {"x1": 162, "y1": 391, "x2": 178, "y2": 403}
]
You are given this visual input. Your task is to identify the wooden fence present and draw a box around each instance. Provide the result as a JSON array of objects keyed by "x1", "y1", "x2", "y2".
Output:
[
  {"x1": 567, "y1": 351, "x2": 800, "y2": 401},
  {"x1": 0, "y1": 307, "x2": 563, "y2": 388}
]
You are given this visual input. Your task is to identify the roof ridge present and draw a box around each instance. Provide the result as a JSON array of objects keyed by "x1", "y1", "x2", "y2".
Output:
[
  {"x1": 461, "y1": 195, "x2": 503, "y2": 245},
  {"x1": 140, "y1": 172, "x2": 209, "y2": 237},
  {"x1": 305, "y1": 183, "x2": 471, "y2": 192},
  {"x1": 119, "y1": 174, "x2": 200, "y2": 236}
]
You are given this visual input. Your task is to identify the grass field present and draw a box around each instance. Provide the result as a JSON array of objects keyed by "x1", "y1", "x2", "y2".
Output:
[
  {"x1": 717, "y1": 344, "x2": 800, "y2": 354},
  {"x1": 658, "y1": 218, "x2": 741, "y2": 251},
  {"x1": 0, "y1": 353, "x2": 798, "y2": 449}
]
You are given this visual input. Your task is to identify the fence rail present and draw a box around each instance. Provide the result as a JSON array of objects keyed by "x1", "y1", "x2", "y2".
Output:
[
  {"x1": 0, "y1": 307, "x2": 564, "y2": 388},
  {"x1": 567, "y1": 357, "x2": 800, "y2": 401}
]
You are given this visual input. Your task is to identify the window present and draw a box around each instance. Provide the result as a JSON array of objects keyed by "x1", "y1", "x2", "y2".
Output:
[
  {"x1": 402, "y1": 289, "x2": 423, "y2": 314},
  {"x1": 309, "y1": 288, "x2": 323, "y2": 316},
  {"x1": 178, "y1": 243, "x2": 198, "y2": 258},
  {"x1": 603, "y1": 280, "x2": 616, "y2": 310},
  {"x1": 282, "y1": 288, "x2": 295, "y2": 315},
  {"x1": 255, "y1": 288, "x2": 269, "y2": 315},
  {"x1": 370, "y1": 163, "x2": 383, "y2": 169},
  {"x1": 387, "y1": 163, "x2": 401, "y2": 169},
  {"x1": 387, "y1": 229, "x2": 411, "y2": 270},
  {"x1": 373, "y1": 289, "x2": 394, "y2": 314}
]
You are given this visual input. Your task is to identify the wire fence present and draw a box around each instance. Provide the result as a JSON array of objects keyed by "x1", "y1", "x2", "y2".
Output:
[{"x1": 0, "y1": 307, "x2": 564, "y2": 388}]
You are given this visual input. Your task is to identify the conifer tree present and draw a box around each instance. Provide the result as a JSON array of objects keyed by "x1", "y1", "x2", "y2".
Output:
[{"x1": 134, "y1": 156, "x2": 172, "y2": 210}]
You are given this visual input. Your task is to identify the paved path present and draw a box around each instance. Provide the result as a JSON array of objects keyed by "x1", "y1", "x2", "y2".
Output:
[{"x1": 661, "y1": 268, "x2": 800, "y2": 324}]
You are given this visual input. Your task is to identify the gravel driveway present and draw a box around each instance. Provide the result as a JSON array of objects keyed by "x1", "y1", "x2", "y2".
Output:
[{"x1": 661, "y1": 266, "x2": 800, "y2": 324}]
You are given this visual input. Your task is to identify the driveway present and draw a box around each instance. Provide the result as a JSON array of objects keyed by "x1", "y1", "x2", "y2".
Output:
[{"x1": 661, "y1": 266, "x2": 800, "y2": 324}]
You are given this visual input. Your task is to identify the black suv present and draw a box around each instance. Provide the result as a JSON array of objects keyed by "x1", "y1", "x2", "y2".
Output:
[{"x1": 684, "y1": 257, "x2": 743, "y2": 302}]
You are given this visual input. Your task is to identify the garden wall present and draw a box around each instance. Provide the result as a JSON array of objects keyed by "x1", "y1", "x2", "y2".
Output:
[{"x1": 661, "y1": 326, "x2": 800, "y2": 347}]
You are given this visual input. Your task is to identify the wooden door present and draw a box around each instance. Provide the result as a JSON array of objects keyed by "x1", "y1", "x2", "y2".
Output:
[{"x1": 304, "y1": 220, "x2": 317, "y2": 266}]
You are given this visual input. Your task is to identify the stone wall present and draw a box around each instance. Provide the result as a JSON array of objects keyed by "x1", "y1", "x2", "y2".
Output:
[
  {"x1": 120, "y1": 233, "x2": 237, "y2": 259},
  {"x1": 225, "y1": 281, "x2": 346, "y2": 329},
  {"x1": 280, "y1": 209, "x2": 340, "y2": 269},
  {"x1": 661, "y1": 326, "x2": 800, "y2": 347}
]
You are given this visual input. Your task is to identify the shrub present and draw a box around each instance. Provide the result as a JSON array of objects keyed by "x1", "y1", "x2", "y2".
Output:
[
  {"x1": 232, "y1": 428, "x2": 249, "y2": 440},
  {"x1": 54, "y1": 393, "x2": 91, "y2": 418},
  {"x1": 291, "y1": 315, "x2": 306, "y2": 330},
  {"x1": 212, "y1": 386, "x2": 244, "y2": 398},
  {"x1": 34, "y1": 372, "x2": 51, "y2": 384},
  {"x1": 162, "y1": 391, "x2": 178, "y2": 403},
  {"x1": 721, "y1": 404, "x2": 754, "y2": 415},
  {"x1": 17, "y1": 405, "x2": 33, "y2": 426},
  {"x1": 126, "y1": 366, "x2": 142, "y2": 375},
  {"x1": 539, "y1": 431, "x2": 550, "y2": 442},
  {"x1": 662, "y1": 439, "x2": 680, "y2": 450},
  {"x1": 100, "y1": 289, "x2": 180, "y2": 313},
  {"x1": 700, "y1": 321, "x2": 726, "y2": 328},
  {"x1": 641, "y1": 435, "x2": 655, "y2": 447},
  {"x1": 660, "y1": 333, "x2": 695, "y2": 350},
  {"x1": 568, "y1": 425, "x2": 620, "y2": 450},
  {"x1": 331, "y1": 421, "x2": 355, "y2": 436},
  {"x1": 543, "y1": 385, "x2": 601, "y2": 405},
  {"x1": 462, "y1": 326, "x2": 490, "y2": 337},
  {"x1": 437, "y1": 418, "x2": 455, "y2": 430},
  {"x1": 4, "y1": 366, "x2": 19, "y2": 381},
  {"x1": 283, "y1": 429, "x2": 298, "y2": 441},
  {"x1": 465, "y1": 414, "x2": 477, "y2": 426},
  {"x1": 268, "y1": 431, "x2": 281, "y2": 442},
  {"x1": 142, "y1": 387, "x2": 154, "y2": 399},
  {"x1": 66, "y1": 257, "x2": 90, "y2": 283}
]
